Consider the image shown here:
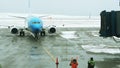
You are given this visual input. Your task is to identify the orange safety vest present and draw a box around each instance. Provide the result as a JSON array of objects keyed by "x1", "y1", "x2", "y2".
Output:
[{"x1": 70, "y1": 62, "x2": 78, "y2": 68}]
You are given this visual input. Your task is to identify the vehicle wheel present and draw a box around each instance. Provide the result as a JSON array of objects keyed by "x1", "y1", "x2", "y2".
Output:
[
  {"x1": 20, "y1": 31, "x2": 25, "y2": 36},
  {"x1": 41, "y1": 31, "x2": 45, "y2": 36}
]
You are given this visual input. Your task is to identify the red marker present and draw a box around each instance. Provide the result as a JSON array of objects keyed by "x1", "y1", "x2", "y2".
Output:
[{"x1": 56, "y1": 57, "x2": 59, "y2": 68}]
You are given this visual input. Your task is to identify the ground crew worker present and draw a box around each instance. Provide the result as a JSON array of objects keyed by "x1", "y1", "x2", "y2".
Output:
[
  {"x1": 88, "y1": 57, "x2": 95, "y2": 68},
  {"x1": 69, "y1": 59, "x2": 78, "y2": 68}
]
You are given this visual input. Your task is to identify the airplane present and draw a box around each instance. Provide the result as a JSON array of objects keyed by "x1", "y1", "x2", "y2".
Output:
[
  {"x1": 10, "y1": 16, "x2": 56, "y2": 39},
  {"x1": 9, "y1": 0, "x2": 56, "y2": 39}
]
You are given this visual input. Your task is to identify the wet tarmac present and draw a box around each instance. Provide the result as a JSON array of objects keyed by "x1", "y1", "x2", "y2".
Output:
[{"x1": 0, "y1": 27, "x2": 119, "y2": 68}]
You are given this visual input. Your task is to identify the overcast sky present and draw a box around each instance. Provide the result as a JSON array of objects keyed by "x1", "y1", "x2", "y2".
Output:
[{"x1": 0, "y1": 0, "x2": 119, "y2": 16}]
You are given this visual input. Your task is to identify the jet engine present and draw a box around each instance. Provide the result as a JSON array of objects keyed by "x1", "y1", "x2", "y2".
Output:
[
  {"x1": 11, "y1": 28, "x2": 18, "y2": 34},
  {"x1": 48, "y1": 26, "x2": 56, "y2": 33}
]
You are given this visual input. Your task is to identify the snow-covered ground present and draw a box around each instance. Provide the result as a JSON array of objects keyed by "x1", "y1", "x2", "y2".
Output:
[
  {"x1": 60, "y1": 31, "x2": 78, "y2": 39},
  {"x1": 81, "y1": 44, "x2": 120, "y2": 54}
]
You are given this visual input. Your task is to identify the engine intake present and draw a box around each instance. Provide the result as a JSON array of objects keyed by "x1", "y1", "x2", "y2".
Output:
[
  {"x1": 49, "y1": 27, "x2": 56, "y2": 33},
  {"x1": 11, "y1": 28, "x2": 18, "y2": 34}
]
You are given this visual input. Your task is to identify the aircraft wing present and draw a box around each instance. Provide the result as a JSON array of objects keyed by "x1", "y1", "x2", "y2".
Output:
[
  {"x1": 9, "y1": 15, "x2": 26, "y2": 19},
  {"x1": 10, "y1": 15, "x2": 49, "y2": 19}
]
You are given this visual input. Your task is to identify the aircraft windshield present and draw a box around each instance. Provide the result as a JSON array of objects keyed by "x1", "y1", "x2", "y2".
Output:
[{"x1": 32, "y1": 22, "x2": 40, "y2": 24}]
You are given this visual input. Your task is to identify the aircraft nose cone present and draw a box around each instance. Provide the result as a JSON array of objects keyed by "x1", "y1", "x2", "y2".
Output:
[
  {"x1": 34, "y1": 26, "x2": 40, "y2": 32},
  {"x1": 32, "y1": 25, "x2": 40, "y2": 33},
  {"x1": 35, "y1": 28, "x2": 39, "y2": 32}
]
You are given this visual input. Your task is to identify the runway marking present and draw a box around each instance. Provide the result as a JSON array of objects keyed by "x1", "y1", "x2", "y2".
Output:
[{"x1": 43, "y1": 47, "x2": 56, "y2": 62}]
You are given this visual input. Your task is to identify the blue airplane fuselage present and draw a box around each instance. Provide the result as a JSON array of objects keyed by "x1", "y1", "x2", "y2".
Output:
[{"x1": 27, "y1": 17, "x2": 43, "y2": 34}]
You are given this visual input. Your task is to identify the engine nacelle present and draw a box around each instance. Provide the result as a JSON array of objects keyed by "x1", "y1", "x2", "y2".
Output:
[
  {"x1": 11, "y1": 28, "x2": 18, "y2": 34},
  {"x1": 48, "y1": 27, "x2": 56, "y2": 33}
]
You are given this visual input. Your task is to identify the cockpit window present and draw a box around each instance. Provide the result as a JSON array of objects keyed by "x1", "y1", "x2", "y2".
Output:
[{"x1": 32, "y1": 22, "x2": 40, "y2": 24}]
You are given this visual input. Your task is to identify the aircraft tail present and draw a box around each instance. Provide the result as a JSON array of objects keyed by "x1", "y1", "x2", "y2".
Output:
[{"x1": 28, "y1": 0, "x2": 31, "y2": 16}]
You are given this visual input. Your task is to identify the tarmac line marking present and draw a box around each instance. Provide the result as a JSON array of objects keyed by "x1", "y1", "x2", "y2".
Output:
[{"x1": 43, "y1": 47, "x2": 56, "y2": 62}]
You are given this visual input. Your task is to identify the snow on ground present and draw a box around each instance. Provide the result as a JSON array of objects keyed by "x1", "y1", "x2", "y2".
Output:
[
  {"x1": 60, "y1": 31, "x2": 78, "y2": 39},
  {"x1": 81, "y1": 44, "x2": 120, "y2": 54}
]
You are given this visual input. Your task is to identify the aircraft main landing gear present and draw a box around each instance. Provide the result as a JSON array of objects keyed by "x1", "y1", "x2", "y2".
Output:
[
  {"x1": 19, "y1": 29, "x2": 25, "y2": 36},
  {"x1": 40, "y1": 31, "x2": 45, "y2": 36},
  {"x1": 41, "y1": 29, "x2": 45, "y2": 36}
]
